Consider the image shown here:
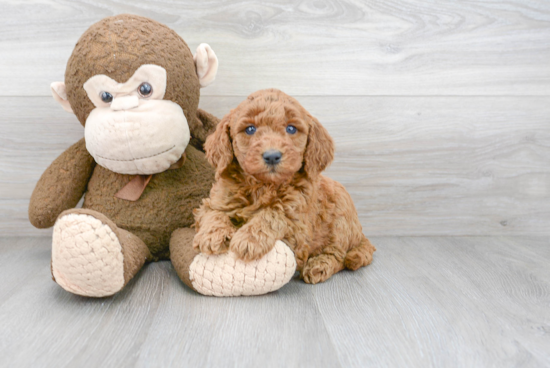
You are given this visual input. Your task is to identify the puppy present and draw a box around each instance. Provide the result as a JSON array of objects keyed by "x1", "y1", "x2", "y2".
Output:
[{"x1": 193, "y1": 89, "x2": 375, "y2": 284}]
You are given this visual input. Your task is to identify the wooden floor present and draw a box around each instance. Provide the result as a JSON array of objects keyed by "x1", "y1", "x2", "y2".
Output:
[{"x1": 1, "y1": 236, "x2": 549, "y2": 368}]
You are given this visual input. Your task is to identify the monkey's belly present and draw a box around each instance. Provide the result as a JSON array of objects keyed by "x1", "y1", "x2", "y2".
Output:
[{"x1": 82, "y1": 146, "x2": 214, "y2": 259}]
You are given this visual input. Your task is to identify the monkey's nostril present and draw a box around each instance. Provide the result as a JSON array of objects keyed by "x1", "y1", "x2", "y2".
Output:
[{"x1": 263, "y1": 150, "x2": 282, "y2": 166}]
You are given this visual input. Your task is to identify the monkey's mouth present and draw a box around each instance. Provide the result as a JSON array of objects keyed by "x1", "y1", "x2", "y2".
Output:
[{"x1": 95, "y1": 145, "x2": 176, "y2": 162}]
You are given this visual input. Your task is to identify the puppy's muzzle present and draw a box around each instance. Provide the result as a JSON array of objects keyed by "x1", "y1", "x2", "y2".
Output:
[{"x1": 263, "y1": 150, "x2": 282, "y2": 166}]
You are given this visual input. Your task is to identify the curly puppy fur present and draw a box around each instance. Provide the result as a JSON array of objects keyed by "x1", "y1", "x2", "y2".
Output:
[{"x1": 194, "y1": 89, "x2": 375, "y2": 284}]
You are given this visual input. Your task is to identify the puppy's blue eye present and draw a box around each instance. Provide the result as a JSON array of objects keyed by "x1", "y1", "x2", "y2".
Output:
[
  {"x1": 245, "y1": 126, "x2": 256, "y2": 135},
  {"x1": 100, "y1": 91, "x2": 113, "y2": 103},
  {"x1": 286, "y1": 125, "x2": 297, "y2": 134}
]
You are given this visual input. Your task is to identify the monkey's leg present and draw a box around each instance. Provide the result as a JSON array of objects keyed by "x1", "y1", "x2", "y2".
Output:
[
  {"x1": 51, "y1": 209, "x2": 151, "y2": 297},
  {"x1": 170, "y1": 228, "x2": 296, "y2": 297}
]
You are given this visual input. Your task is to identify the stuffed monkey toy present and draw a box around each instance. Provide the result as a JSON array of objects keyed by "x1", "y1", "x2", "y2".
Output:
[{"x1": 29, "y1": 15, "x2": 296, "y2": 298}]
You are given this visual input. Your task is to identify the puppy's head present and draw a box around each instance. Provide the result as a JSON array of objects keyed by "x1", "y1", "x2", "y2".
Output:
[{"x1": 205, "y1": 89, "x2": 334, "y2": 183}]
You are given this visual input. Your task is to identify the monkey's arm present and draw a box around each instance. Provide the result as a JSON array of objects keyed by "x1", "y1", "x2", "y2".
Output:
[
  {"x1": 188, "y1": 109, "x2": 220, "y2": 151},
  {"x1": 29, "y1": 138, "x2": 96, "y2": 228}
]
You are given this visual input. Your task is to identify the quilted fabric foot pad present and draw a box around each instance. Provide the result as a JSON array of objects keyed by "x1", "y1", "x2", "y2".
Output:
[
  {"x1": 52, "y1": 213, "x2": 125, "y2": 297},
  {"x1": 189, "y1": 240, "x2": 297, "y2": 297}
]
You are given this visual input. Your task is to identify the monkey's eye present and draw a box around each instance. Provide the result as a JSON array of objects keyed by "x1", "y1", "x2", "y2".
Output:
[
  {"x1": 100, "y1": 91, "x2": 113, "y2": 103},
  {"x1": 286, "y1": 125, "x2": 297, "y2": 134},
  {"x1": 245, "y1": 126, "x2": 256, "y2": 135},
  {"x1": 138, "y1": 82, "x2": 153, "y2": 97}
]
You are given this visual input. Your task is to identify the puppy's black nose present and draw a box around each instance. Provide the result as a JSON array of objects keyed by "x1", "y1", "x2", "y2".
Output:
[{"x1": 263, "y1": 150, "x2": 282, "y2": 165}]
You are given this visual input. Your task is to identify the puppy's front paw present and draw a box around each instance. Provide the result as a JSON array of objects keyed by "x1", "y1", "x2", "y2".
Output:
[
  {"x1": 193, "y1": 226, "x2": 233, "y2": 255},
  {"x1": 230, "y1": 227, "x2": 273, "y2": 262}
]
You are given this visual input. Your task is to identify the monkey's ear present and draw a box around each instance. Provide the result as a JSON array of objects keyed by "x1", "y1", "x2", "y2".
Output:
[
  {"x1": 194, "y1": 43, "x2": 218, "y2": 88},
  {"x1": 50, "y1": 82, "x2": 74, "y2": 114}
]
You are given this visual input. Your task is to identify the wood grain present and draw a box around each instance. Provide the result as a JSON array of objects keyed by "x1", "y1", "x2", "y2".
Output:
[
  {"x1": 2, "y1": 95, "x2": 549, "y2": 236},
  {"x1": 313, "y1": 236, "x2": 550, "y2": 367},
  {"x1": 1, "y1": 236, "x2": 549, "y2": 367},
  {"x1": 1, "y1": 0, "x2": 550, "y2": 96}
]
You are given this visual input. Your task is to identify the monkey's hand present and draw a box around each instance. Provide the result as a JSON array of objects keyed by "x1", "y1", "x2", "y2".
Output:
[
  {"x1": 189, "y1": 109, "x2": 220, "y2": 151},
  {"x1": 29, "y1": 138, "x2": 95, "y2": 228}
]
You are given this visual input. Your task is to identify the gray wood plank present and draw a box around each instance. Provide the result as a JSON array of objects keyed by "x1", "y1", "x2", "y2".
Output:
[
  {"x1": 133, "y1": 276, "x2": 342, "y2": 368},
  {"x1": 313, "y1": 236, "x2": 550, "y2": 367},
  {"x1": 1, "y1": 0, "x2": 550, "y2": 96},
  {"x1": 0, "y1": 238, "x2": 173, "y2": 367},
  {"x1": 0, "y1": 237, "x2": 341, "y2": 368},
  {"x1": 2, "y1": 96, "x2": 549, "y2": 237},
  {"x1": 1, "y1": 236, "x2": 549, "y2": 367}
]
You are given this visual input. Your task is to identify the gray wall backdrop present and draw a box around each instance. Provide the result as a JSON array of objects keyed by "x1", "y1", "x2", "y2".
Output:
[{"x1": 0, "y1": 0, "x2": 549, "y2": 236}]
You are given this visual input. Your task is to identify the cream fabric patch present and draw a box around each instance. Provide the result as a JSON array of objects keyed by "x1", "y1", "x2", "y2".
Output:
[
  {"x1": 50, "y1": 81, "x2": 74, "y2": 113},
  {"x1": 84, "y1": 99, "x2": 190, "y2": 175},
  {"x1": 52, "y1": 214, "x2": 125, "y2": 297},
  {"x1": 82, "y1": 64, "x2": 190, "y2": 175},
  {"x1": 194, "y1": 43, "x2": 218, "y2": 88},
  {"x1": 83, "y1": 64, "x2": 167, "y2": 108},
  {"x1": 189, "y1": 240, "x2": 297, "y2": 297}
]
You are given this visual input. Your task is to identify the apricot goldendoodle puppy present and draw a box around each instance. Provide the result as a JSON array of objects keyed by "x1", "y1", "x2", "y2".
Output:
[{"x1": 193, "y1": 89, "x2": 375, "y2": 284}]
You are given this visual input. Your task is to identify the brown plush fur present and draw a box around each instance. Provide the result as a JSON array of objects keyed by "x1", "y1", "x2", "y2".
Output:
[
  {"x1": 194, "y1": 89, "x2": 375, "y2": 284},
  {"x1": 82, "y1": 144, "x2": 214, "y2": 259},
  {"x1": 29, "y1": 15, "x2": 218, "y2": 292},
  {"x1": 29, "y1": 138, "x2": 96, "y2": 229},
  {"x1": 66, "y1": 16, "x2": 199, "y2": 132}
]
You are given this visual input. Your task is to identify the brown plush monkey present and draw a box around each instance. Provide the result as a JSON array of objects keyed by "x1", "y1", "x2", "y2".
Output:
[
  {"x1": 30, "y1": 15, "x2": 296, "y2": 298},
  {"x1": 28, "y1": 14, "x2": 220, "y2": 297}
]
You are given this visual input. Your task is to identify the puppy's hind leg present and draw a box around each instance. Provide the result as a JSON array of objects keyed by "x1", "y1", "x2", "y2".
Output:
[
  {"x1": 344, "y1": 235, "x2": 376, "y2": 271},
  {"x1": 301, "y1": 246, "x2": 346, "y2": 284},
  {"x1": 302, "y1": 218, "x2": 376, "y2": 283}
]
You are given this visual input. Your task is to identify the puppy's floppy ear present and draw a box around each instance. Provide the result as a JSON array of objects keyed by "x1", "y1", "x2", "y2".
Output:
[
  {"x1": 303, "y1": 114, "x2": 335, "y2": 177},
  {"x1": 205, "y1": 111, "x2": 233, "y2": 178}
]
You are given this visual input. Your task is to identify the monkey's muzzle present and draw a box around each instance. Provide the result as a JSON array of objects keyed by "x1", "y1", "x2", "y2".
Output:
[{"x1": 85, "y1": 100, "x2": 190, "y2": 175}]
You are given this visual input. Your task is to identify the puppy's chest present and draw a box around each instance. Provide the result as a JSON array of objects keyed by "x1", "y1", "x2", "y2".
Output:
[{"x1": 231, "y1": 187, "x2": 309, "y2": 224}]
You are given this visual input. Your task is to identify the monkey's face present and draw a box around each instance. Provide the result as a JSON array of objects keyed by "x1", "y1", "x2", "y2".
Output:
[
  {"x1": 82, "y1": 65, "x2": 188, "y2": 175},
  {"x1": 50, "y1": 15, "x2": 219, "y2": 175}
]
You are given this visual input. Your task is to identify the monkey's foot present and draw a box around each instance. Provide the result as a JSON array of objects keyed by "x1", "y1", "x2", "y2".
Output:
[
  {"x1": 52, "y1": 209, "x2": 149, "y2": 297},
  {"x1": 189, "y1": 240, "x2": 296, "y2": 297}
]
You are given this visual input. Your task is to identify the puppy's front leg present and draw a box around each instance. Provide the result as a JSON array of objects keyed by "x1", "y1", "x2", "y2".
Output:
[
  {"x1": 230, "y1": 209, "x2": 286, "y2": 262},
  {"x1": 193, "y1": 206, "x2": 236, "y2": 255}
]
